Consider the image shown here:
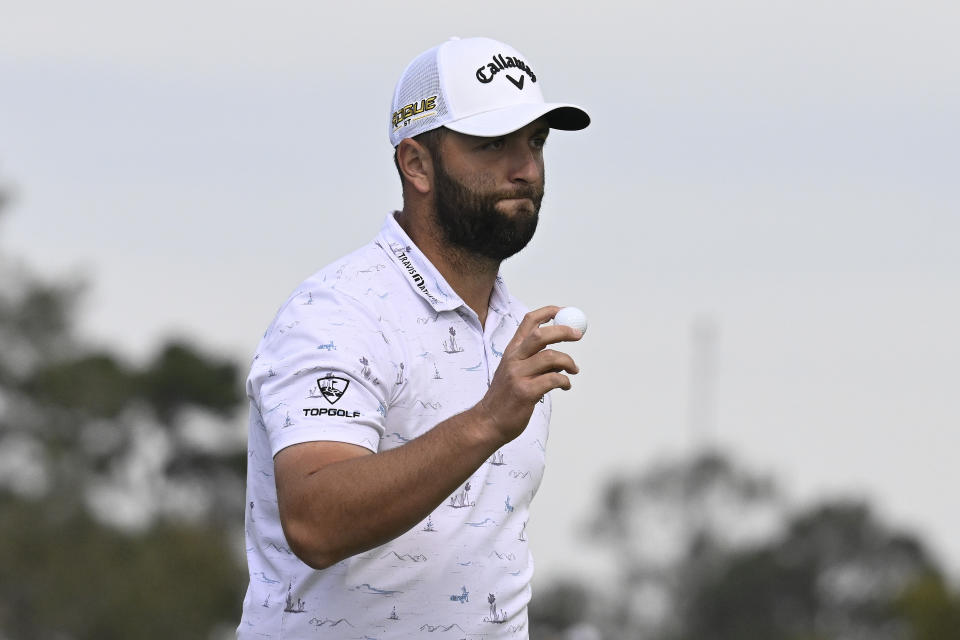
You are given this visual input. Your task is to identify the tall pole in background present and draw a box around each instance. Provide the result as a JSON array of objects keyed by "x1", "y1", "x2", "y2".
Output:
[
  {"x1": 681, "y1": 314, "x2": 721, "y2": 557},
  {"x1": 687, "y1": 314, "x2": 719, "y2": 452}
]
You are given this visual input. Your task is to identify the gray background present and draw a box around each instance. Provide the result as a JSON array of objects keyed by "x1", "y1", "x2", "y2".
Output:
[{"x1": 2, "y1": 0, "x2": 957, "y2": 588}]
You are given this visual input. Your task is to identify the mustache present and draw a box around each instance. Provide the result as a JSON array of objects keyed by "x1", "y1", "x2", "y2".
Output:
[{"x1": 493, "y1": 184, "x2": 543, "y2": 201}]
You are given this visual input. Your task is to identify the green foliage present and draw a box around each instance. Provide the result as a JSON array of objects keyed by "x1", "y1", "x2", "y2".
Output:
[
  {"x1": 553, "y1": 451, "x2": 960, "y2": 640},
  {"x1": 529, "y1": 580, "x2": 592, "y2": 634},
  {"x1": 0, "y1": 277, "x2": 79, "y2": 385},
  {"x1": 0, "y1": 494, "x2": 244, "y2": 640},
  {"x1": 25, "y1": 353, "x2": 137, "y2": 419},
  {"x1": 140, "y1": 342, "x2": 242, "y2": 426},
  {"x1": 678, "y1": 500, "x2": 933, "y2": 640},
  {"x1": 895, "y1": 573, "x2": 960, "y2": 640},
  {"x1": 20, "y1": 343, "x2": 242, "y2": 426},
  {"x1": 0, "y1": 180, "x2": 248, "y2": 638}
]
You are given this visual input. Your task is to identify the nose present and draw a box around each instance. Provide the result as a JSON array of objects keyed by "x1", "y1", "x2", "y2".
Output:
[{"x1": 507, "y1": 141, "x2": 543, "y2": 185}]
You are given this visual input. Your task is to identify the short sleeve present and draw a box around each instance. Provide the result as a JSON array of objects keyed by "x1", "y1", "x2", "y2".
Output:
[{"x1": 247, "y1": 285, "x2": 393, "y2": 456}]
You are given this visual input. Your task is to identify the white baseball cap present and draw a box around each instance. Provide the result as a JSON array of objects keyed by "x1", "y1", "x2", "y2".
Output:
[{"x1": 389, "y1": 37, "x2": 590, "y2": 147}]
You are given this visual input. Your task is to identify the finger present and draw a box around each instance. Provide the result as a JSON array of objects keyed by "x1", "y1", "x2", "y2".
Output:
[
  {"x1": 505, "y1": 306, "x2": 562, "y2": 352},
  {"x1": 514, "y1": 323, "x2": 583, "y2": 360},
  {"x1": 516, "y1": 349, "x2": 579, "y2": 377},
  {"x1": 530, "y1": 372, "x2": 572, "y2": 395}
]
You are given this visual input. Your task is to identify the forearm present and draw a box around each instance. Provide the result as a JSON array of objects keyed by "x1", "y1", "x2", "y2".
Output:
[{"x1": 279, "y1": 406, "x2": 503, "y2": 569}]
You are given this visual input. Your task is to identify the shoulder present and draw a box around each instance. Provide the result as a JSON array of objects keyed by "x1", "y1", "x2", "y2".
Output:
[
  {"x1": 289, "y1": 241, "x2": 394, "y2": 307},
  {"x1": 262, "y1": 243, "x2": 396, "y2": 338},
  {"x1": 247, "y1": 244, "x2": 405, "y2": 385}
]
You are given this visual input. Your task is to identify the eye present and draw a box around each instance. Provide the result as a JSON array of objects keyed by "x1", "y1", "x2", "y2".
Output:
[
  {"x1": 530, "y1": 136, "x2": 548, "y2": 150},
  {"x1": 481, "y1": 139, "x2": 506, "y2": 151}
]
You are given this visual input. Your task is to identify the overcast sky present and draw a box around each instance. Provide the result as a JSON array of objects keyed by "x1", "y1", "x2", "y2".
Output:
[{"x1": 2, "y1": 1, "x2": 958, "y2": 586}]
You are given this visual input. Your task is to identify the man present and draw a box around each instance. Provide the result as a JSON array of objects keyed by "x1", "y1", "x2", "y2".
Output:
[{"x1": 238, "y1": 36, "x2": 590, "y2": 638}]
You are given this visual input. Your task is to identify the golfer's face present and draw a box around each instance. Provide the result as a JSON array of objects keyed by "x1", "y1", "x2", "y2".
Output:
[
  {"x1": 436, "y1": 119, "x2": 548, "y2": 213},
  {"x1": 429, "y1": 120, "x2": 549, "y2": 262}
]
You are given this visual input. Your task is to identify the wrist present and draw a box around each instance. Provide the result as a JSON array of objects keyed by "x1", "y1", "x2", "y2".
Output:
[{"x1": 461, "y1": 401, "x2": 508, "y2": 451}]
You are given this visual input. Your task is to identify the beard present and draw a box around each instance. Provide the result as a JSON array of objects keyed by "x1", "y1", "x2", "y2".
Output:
[{"x1": 431, "y1": 157, "x2": 544, "y2": 262}]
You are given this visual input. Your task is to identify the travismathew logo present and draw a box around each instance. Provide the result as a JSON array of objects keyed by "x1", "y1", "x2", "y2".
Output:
[
  {"x1": 391, "y1": 245, "x2": 441, "y2": 305},
  {"x1": 475, "y1": 53, "x2": 537, "y2": 90},
  {"x1": 317, "y1": 375, "x2": 349, "y2": 404}
]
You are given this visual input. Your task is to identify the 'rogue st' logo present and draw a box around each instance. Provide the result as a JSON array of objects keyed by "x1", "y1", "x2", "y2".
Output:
[{"x1": 317, "y1": 375, "x2": 350, "y2": 405}]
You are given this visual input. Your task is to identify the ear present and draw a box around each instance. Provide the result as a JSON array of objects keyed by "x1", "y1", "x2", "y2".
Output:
[{"x1": 395, "y1": 138, "x2": 434, "y2": 195}]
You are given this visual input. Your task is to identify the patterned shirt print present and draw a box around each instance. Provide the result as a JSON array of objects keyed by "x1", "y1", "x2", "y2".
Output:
[{"x1": 238, "y1": 213, "x2": 552, "y2": 639}]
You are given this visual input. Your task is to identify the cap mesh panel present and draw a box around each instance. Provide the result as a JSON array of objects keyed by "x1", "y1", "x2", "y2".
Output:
[{"x1": 390, "y1": 47, "x2": 449, "y2": 146}]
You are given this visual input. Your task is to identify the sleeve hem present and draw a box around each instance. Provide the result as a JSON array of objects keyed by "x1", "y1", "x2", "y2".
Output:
[{"x1": 269, "y1": 424, "x2": 381, "y2": 457}]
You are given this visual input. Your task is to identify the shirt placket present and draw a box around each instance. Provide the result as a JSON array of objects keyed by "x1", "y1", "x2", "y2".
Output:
[{"x1": 456, "y1": 306, "x2": 495, "y2": 385}]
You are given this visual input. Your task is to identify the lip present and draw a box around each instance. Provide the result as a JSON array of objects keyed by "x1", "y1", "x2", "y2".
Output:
[
  {"x1": 496, "y1": 198, "x2": 536, "y2": 215},
  {"x1": 497, "y1": 198, "x2": 535, "y2": 210}
]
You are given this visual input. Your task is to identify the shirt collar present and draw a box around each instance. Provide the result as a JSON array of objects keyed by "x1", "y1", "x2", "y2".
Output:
[
  {"x1": 488, "y1": 274, "x2": 513, "y2": 319},
  {"x1": 375, "y1": 213, "x2": 464, "y2": 313},
  {"x1": 376, "y1": 212, "x2": 515, "y2": 318}
]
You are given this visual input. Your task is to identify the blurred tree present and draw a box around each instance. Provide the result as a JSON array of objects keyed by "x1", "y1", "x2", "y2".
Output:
[
  {"x1": 0, "y1": 494, "x2": 242, "y2": 640},
  {"x1": 560, "y1": 450, "x2": 960, "y2": 640},
  {"x1": 675, "y1": 500, "x2": 937, "y2": 640},
  {"x1": 0, "y1": 179, "x2": 247, "y2": 638},
  {"x1": 587, "y1": 450, "x2": 785, "y2": 638},
  {"x1": 529, "y1": 579, "x2": 593, "y2": 639},
  {"x1": 895, "y1": 573, "x2": 960, "y2": 640}
]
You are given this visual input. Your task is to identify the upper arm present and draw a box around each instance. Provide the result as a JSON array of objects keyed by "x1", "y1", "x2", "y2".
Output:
[
  {"x1": 273, "y1": 440, "x2": 372, "y2": 565},
  {"x1": 274, "y1": 440, "x2": 372, "y2": 495}
]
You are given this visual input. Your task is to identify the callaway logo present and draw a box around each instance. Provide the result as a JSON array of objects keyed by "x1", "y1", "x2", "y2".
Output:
[
  {"x1": 475, "y1": 53, "x2": 537, "y2": 89},
  {"x1": 317, "y1": 375, "x2": 349, "y2": 404}
]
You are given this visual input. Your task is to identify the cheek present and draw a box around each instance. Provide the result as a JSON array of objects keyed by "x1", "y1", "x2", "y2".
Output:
[{"x1": 466, "y1": 169, "x2": 499, "y2": 191}]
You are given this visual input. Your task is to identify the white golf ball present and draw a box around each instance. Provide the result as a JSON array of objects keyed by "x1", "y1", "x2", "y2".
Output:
[{"x1": 553, "y1": 306, "x2": 588, "y2": 336}]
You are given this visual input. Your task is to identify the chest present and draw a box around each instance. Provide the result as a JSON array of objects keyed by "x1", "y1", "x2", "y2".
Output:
[{"x1": 377, "y1": 309, "x2": 550, "y2": 471}]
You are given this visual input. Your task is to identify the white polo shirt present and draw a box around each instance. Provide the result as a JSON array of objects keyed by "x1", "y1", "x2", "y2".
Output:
[{"x1": 238, "y1": 213, "x2": 552, "y2": 639}]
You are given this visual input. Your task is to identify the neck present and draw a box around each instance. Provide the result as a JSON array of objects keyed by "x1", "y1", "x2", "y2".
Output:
[{"x1": 395, "y1": 208, "x2": 499, "y2": 327}]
